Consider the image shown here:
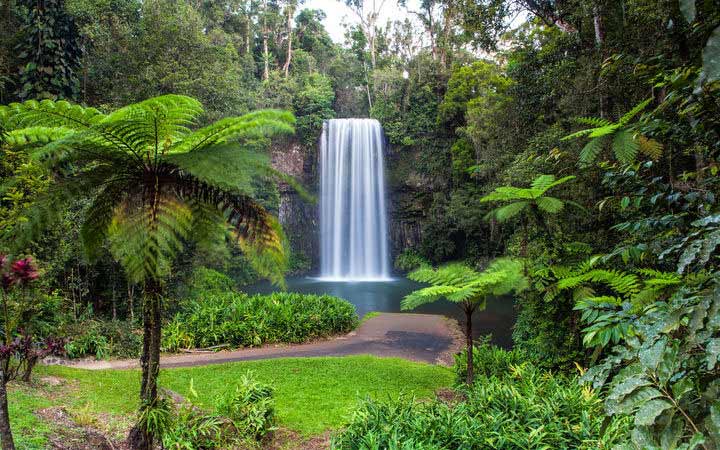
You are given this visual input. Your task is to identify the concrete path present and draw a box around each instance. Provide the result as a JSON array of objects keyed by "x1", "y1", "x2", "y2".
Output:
[{"x1": 65, "y1": 313, "x2": 463, "y2": 370}]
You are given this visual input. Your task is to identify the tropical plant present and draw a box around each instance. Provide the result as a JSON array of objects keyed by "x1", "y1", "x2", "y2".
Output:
[
  {"x1": 0, "y1": 255, "x2": 64, "y2": 450},
  {"x1": 215, "y1": 373, "x2": 275, "y2": 440},
  {"x1": 480, "y1": 174, "x2": 580, "y2": 255},
  {"x1": 401, "y1": 258, "x2": 527, "y2": 384},
  {"x1": 562, "y1": 98, "x2": 663, "y2": 166},
  {"x1": 583, "y1": 280, "x2": 720, "y2": 450},
  {"x1": 0, "y1": 95, "x2": 297, "y2": 449}
]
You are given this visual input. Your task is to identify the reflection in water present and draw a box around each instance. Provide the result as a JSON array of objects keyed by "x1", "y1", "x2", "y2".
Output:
[{"x1": 244, "y1": 277, "x2": 517, "y2": 348}]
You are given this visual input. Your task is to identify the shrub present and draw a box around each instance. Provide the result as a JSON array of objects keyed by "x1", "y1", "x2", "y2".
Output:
[
  {"x1": 162, "y1": 292, "x2": 358, "y2": 352},
  {"x1": 332, "y1": 361, "x2": 630, "y2": 449},
  {"x1": 454, "y1": 336, "x2": 527, "y2": 383},
  {"x1": 215, "y1": 373, "x2": 275, "y2": 440},
  {"x1": 63, "y1": 319, "x2": 141, "y2": 359}
]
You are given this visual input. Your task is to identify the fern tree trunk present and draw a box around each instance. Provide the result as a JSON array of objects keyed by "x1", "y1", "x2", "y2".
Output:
[
  {"x1": 463, "y1": 303, "x2": 476, "y2": 385},
  {"x1": 128, "y1": 279, "x2": 162, "y2": 450}
]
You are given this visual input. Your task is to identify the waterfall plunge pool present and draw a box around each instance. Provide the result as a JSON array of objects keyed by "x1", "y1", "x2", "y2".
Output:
[{"x1": 244, "y1": 276, "x2": 517, "y2": 348}]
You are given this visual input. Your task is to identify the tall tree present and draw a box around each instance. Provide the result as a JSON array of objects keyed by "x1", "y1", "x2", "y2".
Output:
[
  {"x1": 1, "y1": 95, "x2": 297, "y2": 449},
  {"x1": 345, "y1": 0, "x2": 387, "y2": 68}
]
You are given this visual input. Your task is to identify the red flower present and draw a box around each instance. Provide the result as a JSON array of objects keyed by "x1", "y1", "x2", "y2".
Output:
[{"x1": 10, "y1": 257, "x2": 39, "y2": 284}]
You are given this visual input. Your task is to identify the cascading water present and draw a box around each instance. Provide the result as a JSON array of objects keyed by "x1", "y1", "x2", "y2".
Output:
[{"x1": 319, "y1": 118, "x2": 390, "y2": 281}]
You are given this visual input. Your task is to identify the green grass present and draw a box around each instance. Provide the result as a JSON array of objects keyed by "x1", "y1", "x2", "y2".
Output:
[
  {"x1": 360, "y1": 311, "x2": 381, "y2": 324},
  {"x1": 35, "y1": 355, "x2": 452, "y2": 436},
  {"x1": 8, "y1": 384, "x2": 53, "y2": 449}
]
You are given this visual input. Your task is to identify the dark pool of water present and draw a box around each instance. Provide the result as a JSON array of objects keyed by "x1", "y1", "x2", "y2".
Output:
[{"x1": 245, "y1": 276, "x2": 517, "y2": 348}]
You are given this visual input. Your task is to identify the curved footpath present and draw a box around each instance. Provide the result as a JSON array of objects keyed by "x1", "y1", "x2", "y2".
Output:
[{"x1": 64, "y1": 313, "x2": 464, "y2": 370}]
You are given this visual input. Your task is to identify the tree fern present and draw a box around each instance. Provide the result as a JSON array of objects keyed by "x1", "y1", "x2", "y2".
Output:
[
  {"x1": 402, "y1": 259, "x2": 527, "y2": 384},
  {"x1": 1, "y1": 94, "x2": 301, "y2": 449},
  {"x1": 563, "y1": 98, "x2": 657, "y2": 166}
]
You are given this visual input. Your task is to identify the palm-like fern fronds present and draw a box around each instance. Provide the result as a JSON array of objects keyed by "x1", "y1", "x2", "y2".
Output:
[
  {"x1": 480, "y1": 174, "x2": 578, "y2": 223},
  {"x1": 3, "y1": 95, "x2": 299, "y2": 285},
  {"x1": 562, "y1": 98, "x2": 658, "y2": 166},
  {"x1": 401, "y1": 259, "x2": 527, "y2": 310}
]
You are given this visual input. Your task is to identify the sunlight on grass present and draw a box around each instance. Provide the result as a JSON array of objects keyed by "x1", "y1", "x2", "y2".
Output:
[{"x1": 38, "y1": 355, "x2": 453, "y2": 435}]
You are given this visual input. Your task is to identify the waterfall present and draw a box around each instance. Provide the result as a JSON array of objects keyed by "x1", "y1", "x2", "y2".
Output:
[{"x1": 319, "y1": 118, "x2": 390, "y2": 281}]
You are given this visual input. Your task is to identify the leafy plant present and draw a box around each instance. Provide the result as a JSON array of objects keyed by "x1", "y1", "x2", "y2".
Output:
[
  {"x1": 402, "y1": 258, "x2": 527, "y2": 384},
  {"x1": 453, "y1": 336, "x2": 527, "y2": 384},
  {"x1": 162, "y1": 292, "x2": 358, "y2": 351},
  {"x1": 215, "y1": 373, "x2": 275, "y2": 440},
  {"x1": 393, "y1": 248, "x2": 429, "y2": 273},
  {"x1": 583, "y1": 281, "x2": 720, "y2": 450}
]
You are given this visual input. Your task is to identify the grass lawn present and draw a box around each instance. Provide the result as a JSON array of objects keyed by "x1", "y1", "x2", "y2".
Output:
[{"x1": 11, "y1": 355, "x2": 453, "y2": 445}]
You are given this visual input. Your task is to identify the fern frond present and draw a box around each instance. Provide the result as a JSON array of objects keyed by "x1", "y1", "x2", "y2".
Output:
[
  {"x1": 575, "y1": 117, "x2": 612, "y2": 127},
  {"x1": 3, "y1": 126, "x2": 75, "y2": 146},
  {"x1": 536, "y1": 196, "x2": 564, "y2": 214},
  {"x1": 169, "y1": 109, "x2": 295, "y2": 154},
  {"x1": 579, "y1": 136, "x2": 608, "y2": 165},
  {"x1": 618, "y1": 98, "x2": 652, "y2": 125},
  {"x1": 637, "y1": 135, "x2": 663, "y2": 161},
  {"x1": 487, "y1": 201, "x2": 529, "y2": 222},
  {"x1": 81, "y1": 183, "x2": 129, "y2": 261},
  {"x1": 611, "y1": 129, "x2": 639, "y2": 164},
  {"x1": 480, "y1": 186, "x2": 533, "y2": 202},
  {"x1": 4, "y1": 99, "x2": 105, "y2": 129},
  {"x1": 530, "y1": 174, "x2": 558, "y2": 192}
]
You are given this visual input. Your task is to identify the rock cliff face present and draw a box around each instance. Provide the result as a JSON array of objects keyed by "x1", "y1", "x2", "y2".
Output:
[
  {"x1": 271, "y1": 139, "x2": 319, "y2": 272},
  {"x1": 271, "y1": 137, "x2": 432, "y2": 273}
]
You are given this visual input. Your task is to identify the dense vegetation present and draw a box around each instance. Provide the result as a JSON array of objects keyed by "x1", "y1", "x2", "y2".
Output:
[
  {"x1": 163, "y1": 292, "x2": 358, "y2": 352},
  {"x1": 1, "y1": 0, "x2": 719, "y2": 447},
  {"x1": 333, "y1": 347, "x2": 630, "y2": 449}
]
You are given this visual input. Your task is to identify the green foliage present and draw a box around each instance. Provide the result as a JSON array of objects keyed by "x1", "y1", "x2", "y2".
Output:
[
  {"x1": 62, "y1": 319, "x2": 141, "y2": 359},
  {"x1": 14, "y1": 0, "x2": 82, "y2": 101},
  {"x1": 392, "y1": 248, "x2": 428, "y2": 273},
  {"x1": 332, "y1": 361, "x2": 630, "y2": 449},
  {"x1": 293, "y1": 73, "x2": 335, "y2": 146},
  {"x1": 162, "y1": 292, "x2": 358, "y2": 351},
  {"x1": 1, "y1": 95, "x2": 297, "y2": 286},
  {"x1": 562, "y1": 99, "x2": 662, "y2": 166},
  {"x1": 480, "y1": 174, "x2": 578, "y2": 223},
  {"x1": 215, "y1": 373, "x2": 275, "y2": 440},
  {"x1": 583, "y1": 281, "x2": 720, "y2": 450},
  {"x1": 402, "y1": 258, "x2": 527, "y2": 310},
  {"x1": 453, "y1": 337, "x2": 527, "y2": 384}
]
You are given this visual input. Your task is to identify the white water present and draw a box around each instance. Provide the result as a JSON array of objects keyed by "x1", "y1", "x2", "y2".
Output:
[{"x1": 319, "y1": 118, "x2": 391, "y2": 281}]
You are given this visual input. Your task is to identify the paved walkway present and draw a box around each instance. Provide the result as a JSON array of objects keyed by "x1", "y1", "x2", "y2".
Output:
[{"x1": 65, "y1": 313, "x2": 463, "y2": 370}]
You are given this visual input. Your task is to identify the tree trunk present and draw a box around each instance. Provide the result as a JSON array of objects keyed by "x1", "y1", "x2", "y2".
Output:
[
  {"x1": 262, "y1": 31, "x2": 270, "y2": 80},
  {"x1": 128, "y1": 283, "x2": 135, "y2": 322},
  {"x1": 0, "y1": 371, "x2": 15, "y2": 450},
  {"x1": 127, "y1": 280, "x2": 162, "y2": 450},
  {"x1": 282, "y1": 4, "x2": 293, "y2": 77},
  {"x1": 592, "y1": 5, "x2": 605, "y2": 46},
  {"x1": 464, "y1": 304, "x2": 474, "y2": 385}
]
